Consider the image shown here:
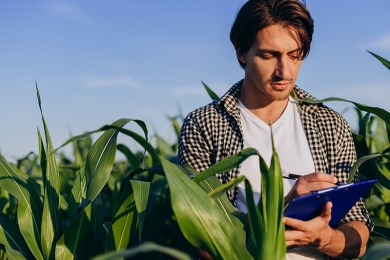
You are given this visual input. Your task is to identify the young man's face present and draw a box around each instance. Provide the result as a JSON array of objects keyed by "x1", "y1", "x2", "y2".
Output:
[{"x1": 237, "y1": 24, "x2": 303, "y2": 103}]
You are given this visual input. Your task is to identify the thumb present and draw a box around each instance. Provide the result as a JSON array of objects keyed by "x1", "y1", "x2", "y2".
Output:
[{"x1": 320, "y1": 201, "x2": 332, "y2": 223}]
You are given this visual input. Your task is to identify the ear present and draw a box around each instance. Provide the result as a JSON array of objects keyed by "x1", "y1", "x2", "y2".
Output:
[{"x1": 234, "y1": 44, "x2": 246, "y2": 65}]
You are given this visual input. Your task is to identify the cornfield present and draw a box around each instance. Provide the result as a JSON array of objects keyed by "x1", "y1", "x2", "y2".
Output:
[{"x1": 0, "y1": 51, "x2": 390, "y2": 259}]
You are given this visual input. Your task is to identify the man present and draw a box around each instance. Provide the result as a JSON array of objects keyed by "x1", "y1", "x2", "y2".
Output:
[{"x1": 178, "y1": 0, "x2": 373, "y2": 259}]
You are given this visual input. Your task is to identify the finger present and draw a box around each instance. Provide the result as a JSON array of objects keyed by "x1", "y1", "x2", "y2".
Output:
[
  {"x1": 319, "y1": 201, "x2": 332, "y2": 222},
  {"x1": 301, "y1": 172, "x2": 338, "y2": 184},
  {"x1": 285, "y1": 230, "x2": 303, "y2": 246},
  {"x1": 283, "y1": 217, "x2": 305, "y2": 231}
]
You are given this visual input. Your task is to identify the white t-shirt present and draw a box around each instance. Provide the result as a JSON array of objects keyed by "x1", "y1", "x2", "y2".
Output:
[{"x1": 237, "y1": 97, "x2": 324, "y2": 260}]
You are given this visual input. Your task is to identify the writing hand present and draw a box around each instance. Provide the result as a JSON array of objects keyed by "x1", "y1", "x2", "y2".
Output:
[{"x1": 285, "y1": 172, "x2": 338, "y2": 204}]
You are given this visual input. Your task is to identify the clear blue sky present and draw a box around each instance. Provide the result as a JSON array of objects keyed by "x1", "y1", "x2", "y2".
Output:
[{"x1": 1, "y1": 1, "x2": 390, "y2": 161}]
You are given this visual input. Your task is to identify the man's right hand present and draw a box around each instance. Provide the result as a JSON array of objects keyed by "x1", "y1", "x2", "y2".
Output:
[{"x1": 284, "y1": 172, "x2": 338, "y2": 204}]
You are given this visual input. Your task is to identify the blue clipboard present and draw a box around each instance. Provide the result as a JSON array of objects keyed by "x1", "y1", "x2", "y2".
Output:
[{"x1": 283, "y1": 179, "x2": 377, "y2": 227}]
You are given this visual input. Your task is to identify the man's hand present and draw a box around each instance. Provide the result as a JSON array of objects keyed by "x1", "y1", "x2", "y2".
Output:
[
  {"x1": 285, "y1": 172, "x2": 338, "y2": 204},
  {"x1": 284, "y1": 202, "x2": 369, "y2": 258},
  {"x1": 284, "y1": 201, "x2": 334, "y2": 249}
]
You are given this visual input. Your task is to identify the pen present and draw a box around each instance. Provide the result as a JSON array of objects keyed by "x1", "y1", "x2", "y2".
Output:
[
  {"x1": 282, "y1": 171, "x2": 344, "y2": 185},
  {"x1": 282, "y1": 173, "x2": 301, "y2": 180}
]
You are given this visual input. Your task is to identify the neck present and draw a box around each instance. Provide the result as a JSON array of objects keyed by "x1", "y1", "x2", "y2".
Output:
[{"x1": 239, "y1": 79, "x2": 290, "y2": 124}]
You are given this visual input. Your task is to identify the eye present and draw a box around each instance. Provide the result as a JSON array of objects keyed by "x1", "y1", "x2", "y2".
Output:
[
  {"x1": 288, "y1": 51, "x2": 301, "y2": 61},
  {"x1": 260, "y1": 53, "x2": 274, "y2": 60},
  {"x1": 289, "y1": 54, "x2": 302, "y2": 63}
]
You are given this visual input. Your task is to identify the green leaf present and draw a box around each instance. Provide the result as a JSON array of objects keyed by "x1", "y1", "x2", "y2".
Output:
[
  {"x1": 359, "y1": 112, "x2": 371, "y2": 137},
  {"x1": 361, "y1": 241, "x2": 390, "y2": 260},
  {"x1": 352, "y1": 133, "x2": 376, "y2": 180},
  {"x1": 194, "y1": 148, "x2": 259, "y2": 182},
  {"x1": 130, "y1": 180, "x2": 150, "y2": 243},
  {"x1": 365, "y1": 195, "x2": 387, "y2": 212},
  {"x1": 84, "y1": 119, "x2": 130, "y2": 203},
  {"x1": 117, "y1": 144, "x2": 140, "y2": 170},
  {"x1": 0, "y1": 154, "x2": 44, "y2": 260},
  {"x1": 154, "y1": 132, "x2": 174, "y2": 156},
  {"x1": 55, "y1": 202, "x2": 94, "y2": 260},
  {"x1": 371, "y1": 218, "x2": 390, "y2": 241},
  {"x1": 195, "y1": 174, "x2": 246, "y2": 244},
  {"x1": 202, "y1": 81, "x2": 219, "y2": 101},
  {"x1": 348, "y1": 154, "x2": 384, "y2": 183},
  {"x1": 68, "y1": 163, "x2": 86, "y2": 222},
  {"x1": 208, "y1": 176, "x2": 246, "y2": 200},
  {"x1": 295, "y1": 95, "x2": 390, "y2": 127},
  {"x1": 257, "y1": 133, "x2": 286, "y2": 260},
  {"x1": 36, "y1": 84, "x2": 62, "y2": 260},
  {"x1": 4, "y1": 246, "x2": 27, "y2": 260},
  {"x1": 91, "y1": 242, "x2": 191, "y2": 260},
  {"x1": 167, "y1": 115, "x2": 182, "y2": 139},
  {"x1": 0, "y1": 217, "x2": 28, "y2": 255},
  {"x1": 55, "y1": 119, "x2": 149, "y2": 153},
  {"x1": 244, "y1": 179, "x2": 263, "y2": 259},
  {"x1": 367, "y1": 50, "x2": 390, "y2": 70},
  {"x1": 100, "y1": 124, "x2": 160, "y2": 165},
  {"x1": 106, "y1": 181, "x2": 137, "y2": 252},
  {"x1": 161, "y1": 157, "x2": 252, "y2": 260}
]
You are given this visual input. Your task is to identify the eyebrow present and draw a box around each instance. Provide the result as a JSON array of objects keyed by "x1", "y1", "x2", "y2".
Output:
[{"x1": 257, "y1": 48, "x2": 301, "y2": 54}]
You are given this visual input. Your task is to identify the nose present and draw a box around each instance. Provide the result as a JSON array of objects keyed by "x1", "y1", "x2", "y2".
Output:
[{"x1": 274, "y1": 56, "x2": 291, "y2": 79}]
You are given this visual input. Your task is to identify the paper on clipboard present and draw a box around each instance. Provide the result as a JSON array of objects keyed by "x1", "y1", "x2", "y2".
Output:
[{"x1": 283, "y1": 179, "x2": 377, "y2": 227}]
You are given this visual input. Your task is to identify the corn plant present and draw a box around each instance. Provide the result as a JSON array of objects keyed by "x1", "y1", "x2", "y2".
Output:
[
  {"x1": 0, "y1": 82, "x2": 288, "y2": 260},
  {"x1": 1, "y1": 51, "x2": 389, "y2": 260}
]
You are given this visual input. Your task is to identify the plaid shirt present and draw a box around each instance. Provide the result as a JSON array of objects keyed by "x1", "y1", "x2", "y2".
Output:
[{"x1": 178, "y1": 80, "x2": 373, "y2": 232}]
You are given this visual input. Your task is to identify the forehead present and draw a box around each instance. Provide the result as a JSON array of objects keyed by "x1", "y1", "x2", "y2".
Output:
[{"x1": 253, "y1": 24, "x2": 300, "y2": 51}]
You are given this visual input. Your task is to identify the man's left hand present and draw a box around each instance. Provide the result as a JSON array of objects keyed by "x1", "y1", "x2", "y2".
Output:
[
  {"x1": 284, "y1": 201, "x2": 334, "y2": 249},
  {"x1": 284, "y1": 201, "x2": 369, "y2": 258}
]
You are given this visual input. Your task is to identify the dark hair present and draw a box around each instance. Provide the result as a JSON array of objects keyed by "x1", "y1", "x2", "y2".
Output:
[{"x1": 230, "y1": 0, "x2": 314, "y2": 68}]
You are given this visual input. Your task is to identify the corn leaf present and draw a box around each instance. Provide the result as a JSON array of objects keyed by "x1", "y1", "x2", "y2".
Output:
[
  {"x1": 106, "y1": 181, "x2": 137, "y2": 252},
  {"x1": 90, "y1": 195, "x2": 105, "y2": 256},
  {"x1": 367, "y1": 50, "x2": 390, "y2": 70},
  {"x1": 55, "y1": 202, "x2": 93, "y2": 259},
  {"x1": 180, "y1": 156, "x2": 251, "y2": 245},
  {"x1": 167, "y1": 115, "x2": 182, "y2": 138},
  {"x1": 68, "y1": 163, "x2": 86, "y2": 223},
  {"x1": 99, "y1": 124, "x2": 160, "y2": 165},
  {"x1": 245, "y1": 179, "x2": 263, "y2": 259},
  {"x1": 202, "y1": 81, "x2": 219, "y2": 101},
  {"x1": 193, "y1": 148, "x2": 259, "y2": 182},
  {"x1": 154, "y1": 132, "x2": 175, "y2": 156},
  {"x1": 36, "y1": 84, "x2": 62, "y2": 260},
  {"x1": 117, "y1": 144, "x2": 140, "y2": 170},
  {"x1": 257, "y1": 138, "x2": 286, "y2": 260},
  {"x1": 195, "y1": 174, "x2": 246, "y2": 244},
  {"x1": 161, "y1": 157, "x2": 252, "y2": 260},
  {"x1": 0, "y1": 217, "x2": 28, "y2": 255},
  {"x1": 371, "y1": 217, "x2": 390, "y2": 241},
  {"x1": 365, "y1": 195, "x2": 387, "y2": 212},
  {"x1": 374, "y1": 163, "x2": 390, "y2": 190},
  {"x1": 55, "y1": 119, "x2": 149, "y2": 156},
  {"x1": 130, "y1": 180, "x2": 150, "y2": 242},
  {"x1": 294, "y1": 92, "x2": 390, "y2": 153},
  {"x1": 352, "y1": 133, "x2": 376, "y2": 180},
  {"x1": 91, "y1": 242, "x2": 191, "y2": 260},
  {"x1": 208, "y1": 176, "x2": 246, "y2": 200},
  {"x1": 84, "y1": 118, "x2": 130, "y2": 203},
  {"x1": 4, "y1": 246, "x2": 27, "y2": 260},
  {"x1": 361, "y1": 241, "x2": 390, "y2": 260},
  {"x1": 348, "y1": 154, "x2": 383, "y2": 183},
  {"x1": 0, "y1": 154, "x2": 43, "y2": 260}
]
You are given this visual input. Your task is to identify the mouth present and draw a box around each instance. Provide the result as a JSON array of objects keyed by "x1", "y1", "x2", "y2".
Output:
[{"x1": 270, "y1": 82, "x2": 291, "y2": 91}]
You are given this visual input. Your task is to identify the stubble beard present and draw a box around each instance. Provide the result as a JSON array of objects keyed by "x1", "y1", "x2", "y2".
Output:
[{"x1": 247, "y1": 66, "x2": 293, "y2": 102}]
